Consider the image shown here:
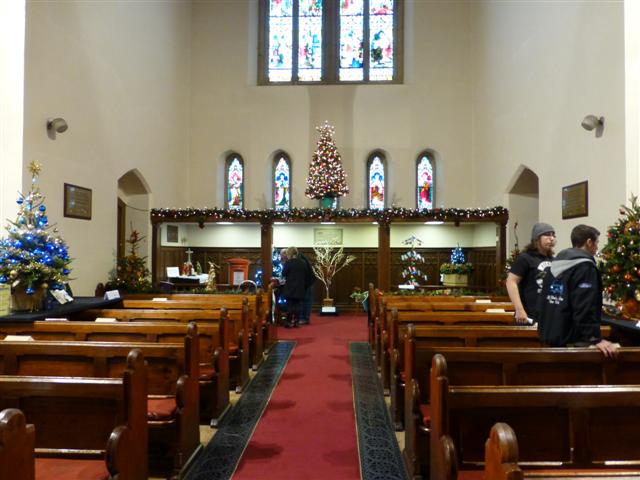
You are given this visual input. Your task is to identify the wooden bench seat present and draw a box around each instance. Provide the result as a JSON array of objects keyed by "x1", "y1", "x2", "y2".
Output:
[
  {"x1": 0, "y1": 318, "x2": 230, "y2": 425},
  {"x1": 0, "y1": 326, "x2": 201, "y2": 476},
  {"x1": 87, "y1": 304, "x2": 251, "y2": 390},
  {"x1": 400, "y1": 325, "x2": 613, "y2": 479},
  {"x1": 123, "y1": 292, "x2": 270, "y2": 370},
  {"x1": 0, "y1": 349, "x2": 148, "y2": 480},
  {"x1": 430, "y1": 354, "x2": 640, "y2": 479},
  {"x1": 380, "y1": 308, "x2": 516, "y2": 394}
]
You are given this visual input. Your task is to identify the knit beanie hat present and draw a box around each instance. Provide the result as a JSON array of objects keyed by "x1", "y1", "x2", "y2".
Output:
[{"x1": 531, "y1": 223, "x2": 555, "y2": 241}]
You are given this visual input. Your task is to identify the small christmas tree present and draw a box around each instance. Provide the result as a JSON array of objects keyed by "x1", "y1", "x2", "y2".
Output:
[
  {"x1": 600, "y1": 196, "x2": 640, "y2": 312},
  {"x1": 440, "y1": 244, "x2": 473, "y2": 275},
  {"x1": 305, "y1": 121, "x2": 349, "y2": 206},
  {"x1": 400, "y1": 236, "x2": 428, "y2": 286},
  {"x1": 0, "y1": 161, "x2": 71, "y2": 310},
  {"x1": 110, "y1": 230, "x2": 152, "y2": 293}
]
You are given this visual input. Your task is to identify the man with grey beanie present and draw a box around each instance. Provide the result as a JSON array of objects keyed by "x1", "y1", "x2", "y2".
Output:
[{"x1": 506, "y1": 222, "x2": 556, "y2": 324}]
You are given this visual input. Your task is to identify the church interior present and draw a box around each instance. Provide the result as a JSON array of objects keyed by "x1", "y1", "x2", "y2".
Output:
[{"x1": 2, "y1": 1, "x2": 640, "y2": 479}]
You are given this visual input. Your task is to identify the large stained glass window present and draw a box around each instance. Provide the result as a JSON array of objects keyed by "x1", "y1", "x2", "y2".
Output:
[
  {"x1": 273, "y1": 152, "x2": 292, "y2": 210},
  {"x1": 416, "y1": 152, "x2": 434, "y2": 210},
  {"x1": 226, "y1": 154, "x2": 244, "y2": 210},
  {"x1": 259, "y1": 0, "x2": 402, "y2": 84},
  {"x1": 367, "y1": 152, "x2": 385, "y2": 210}
]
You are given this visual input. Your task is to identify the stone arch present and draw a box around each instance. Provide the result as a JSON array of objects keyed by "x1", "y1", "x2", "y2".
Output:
[
  {"x1": 505, "y1": 165, "x2": 539, "y2": 252},
  {"x1": 117, "y1": 169, "x2": 151, "y2": 263}
]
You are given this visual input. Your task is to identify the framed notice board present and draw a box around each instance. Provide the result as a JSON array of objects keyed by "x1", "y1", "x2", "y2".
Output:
[
  {"x1": 562, "y1": 181, "x2": 588, "y2": 219},
  {"x1": 64, "y1": 183, "x2": 92, "y2": 220}
]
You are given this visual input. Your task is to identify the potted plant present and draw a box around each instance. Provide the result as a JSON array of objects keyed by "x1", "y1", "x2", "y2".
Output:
[
  {"x1": 440, "y1": 245, "x2": 473, "y2": 287},
  {"x1": 311, "y1": 243, "x2": 355, "y2": 308}
]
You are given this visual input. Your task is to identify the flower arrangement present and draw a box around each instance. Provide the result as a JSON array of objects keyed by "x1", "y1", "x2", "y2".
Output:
[
  {"x1": 439, "y1": 245, "x2": 473, "y2": 275},
  {"x1": 311, "y1": 243, "x2": 356, "y2": 300},
  {"x1": 0, "y1": 162, "x2": 71, "y2": 308}
]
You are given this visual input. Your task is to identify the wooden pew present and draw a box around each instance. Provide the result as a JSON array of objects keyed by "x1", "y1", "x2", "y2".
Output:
[
  {"x1": 381, "y1": 307, "x2": 516, "y2": 395},
  {"x1": 430, "y1": 354, "x2": 640, "y2": 479},
  {"x1": 377, "y1": 294, "x2": 512, "y2": 372},
  {"x1": 401, "y1": 325, "x2": 615, "y2": 479},
  {"x1": 123, "y1": 292, "x2": 268, "y2": 371},
  {"x1": 0, "y1": 409, "x2": 34, "y2": 480},
  {"x1": 481, "y1": 422, "x2": 640, "y2": 480},
  {"x1": 0, "y1": 350, "x2": 148, "y2": 480},
  {"x1": 0, "y1": 326, "x2": 201, "y2": 476},
  {"x1": 0, "y1": 318, "x2": 230, "y2": 426},
  {"x1": 106, "y1": 303, "x2": 252, "y2": 388}
]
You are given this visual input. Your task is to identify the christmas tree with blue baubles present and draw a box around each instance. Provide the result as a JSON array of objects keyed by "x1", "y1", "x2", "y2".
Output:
[{"x1": 0, "y1": 161, "x2": 71, "y2": 311}]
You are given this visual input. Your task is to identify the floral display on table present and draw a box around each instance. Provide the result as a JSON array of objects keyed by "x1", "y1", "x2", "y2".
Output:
[
  {"x1": 400, "y1": 235, "x2": 428, "y2": 286},
  {"x1": 440, "y1": 245, "x2": 473, "y2": 286},
  {"x1": 0, "y1": 161, "x2": 72, "y2": 311},
  {"x1": 305, "y1": 121, "x2": 349, "y2": 208},
  {"x1": 600, "y1": 196, "x2": 640, "y2": 317},
  {"x1": 108, "y1": 230, "x2": 152, "y2": 293},
  {"x1": 311, "y1": 243, "x2": 356, "y2": 305}
]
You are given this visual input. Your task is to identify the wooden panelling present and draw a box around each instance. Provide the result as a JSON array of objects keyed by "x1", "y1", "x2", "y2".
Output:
[{"x1": 157, "y1": 246, "x2": 497, "y2": 309}]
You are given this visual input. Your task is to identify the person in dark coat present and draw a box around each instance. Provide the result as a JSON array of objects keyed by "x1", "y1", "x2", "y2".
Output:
[
  {"x1": 537, "y1": 224, "x2": 618, "y2": 358},
  {"x1": 281, "y1": 246, "x2": 307, "y2": 328}
]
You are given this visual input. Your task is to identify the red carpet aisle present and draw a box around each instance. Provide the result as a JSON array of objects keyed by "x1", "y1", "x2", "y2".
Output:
[{"x1": 233, "y1": 313, "x2": 368, "y2": 480}]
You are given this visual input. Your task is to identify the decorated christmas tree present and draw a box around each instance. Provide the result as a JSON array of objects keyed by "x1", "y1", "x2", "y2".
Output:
[
  {"x1": 440, "y1": 244, "x2": 473, "y2": 275},
  {"x1": 305, "y1": 121, "x2": 349, "y2": 207},
  {"x1": 400, "y1": 235, "x2": 428, "y2": 286},
  {"x1": 0, "y1": 161, "x2": 71, "y2": 310},
  {"x1": 600, "y1": 196, "x2": 640, "y2": 314},
  {"x1": 110, "y1": 230, "x2": 152, "y2": 293}
]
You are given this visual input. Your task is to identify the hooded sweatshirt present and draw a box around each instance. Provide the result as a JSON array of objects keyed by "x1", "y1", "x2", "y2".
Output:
[{"x1": 537, "y1": 247, "x2": 603, "y2": 347}]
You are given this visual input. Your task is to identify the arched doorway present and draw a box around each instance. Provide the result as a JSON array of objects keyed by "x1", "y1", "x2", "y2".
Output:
[
  {"x1": 117, "y1": 169, "x2": 151, "y2": 264},
  {"x1": 506, "y1": 166, "x2": 539, "y2": 253}
]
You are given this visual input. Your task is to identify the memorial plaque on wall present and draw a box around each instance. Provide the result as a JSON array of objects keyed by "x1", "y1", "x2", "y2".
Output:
[
  {"x1": 64, "y1": 183, "x2": 92, "y2": 220},
  {"x1": 562, "y1": 181, "x2": 588, "y2": 219}
]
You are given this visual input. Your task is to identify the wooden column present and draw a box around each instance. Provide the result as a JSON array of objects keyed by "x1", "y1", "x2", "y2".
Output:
[
  {"x1": 151, "y1": 222, "x2": 161, "y2": 286},
  {"x1": 378, "y1": 221, "x2": 391, "y2": 291},
  {"x1": 495, "y1": 221, "x2": 507, "y2": 288},
  {"x1": 260, "y1": 220, "x2": 273, "y2": 287}
]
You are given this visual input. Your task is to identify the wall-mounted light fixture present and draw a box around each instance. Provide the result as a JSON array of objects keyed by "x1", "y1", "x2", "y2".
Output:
[
  {"x1": 581, "y1": 115, "x2": 604, "y2": 132},
  {"x1": 46, "y1": 117, "x2": 68, "y2": 139}
]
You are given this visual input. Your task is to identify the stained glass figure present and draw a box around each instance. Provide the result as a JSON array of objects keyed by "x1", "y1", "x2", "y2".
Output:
[
  {"x1": 227, "y1": 156, "x2": 244, "y2": 210},
  {"x1": 298, "y1": 2, "x2": 322, "y2": 82},
  {"x1": 268, "y1": 0, "x2": 293, "y2": 82},
  {"x1": 416, "y1": 154, "x2": 434, "y2": 210},
  {"x1": 369, "y1": 1, "x2": 394, "y2": 81},
  {"x1": 368, "y1": 155, "x2": 385, "y2": 210},
  {"x1": 339, "y1": 1, "x2": 364, "y2": 81},
  {"x1": 274, "y1": 155, "x2": 291, "y2": 210}
]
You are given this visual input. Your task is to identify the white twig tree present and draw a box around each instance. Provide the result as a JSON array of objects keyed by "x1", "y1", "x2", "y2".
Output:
[{"x1": 311, "y1": 243, "x2": 356, "y2": 300}]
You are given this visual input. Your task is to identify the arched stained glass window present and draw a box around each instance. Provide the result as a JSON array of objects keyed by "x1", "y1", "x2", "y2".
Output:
[
  {"x1": 259, "y1": 0, "x2": 403, "y2": 85},
  {"x1": 225, "y1": 154, "x2": 244, "y2": 210},
  {"x1": 416, "y1": 152, "x2": 434, "y2": 210},
  {"x1": 273, "y1": 152, "x2": 292, "y2": 210},
  {"x1": 367, "y1": 152, "x2": 385, "y2": 210}
]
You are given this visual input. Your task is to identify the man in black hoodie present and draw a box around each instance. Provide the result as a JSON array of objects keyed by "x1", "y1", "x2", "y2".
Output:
[{"x1": 537, "y1": 224, "x2": 618, "y2": 358}]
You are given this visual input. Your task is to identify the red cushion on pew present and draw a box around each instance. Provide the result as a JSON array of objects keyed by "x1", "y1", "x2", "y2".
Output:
[
  {"x1": 229, "y1": 343, "x2": 239, "y2": 354},
  {"x1": 36, "y1": 458, "x2": 108, "y2": 480},
  {"x1": 419, "y1": 403, "x2": 431, "y2": 427},
  {"x1": 400, "y1": 371, "x2": 406, "y2": 382},
  {"x1": 199, "y1": 365, "x2": 216, "y2": 380},
  {"x1": 457, "y1": 470, "x2": 484, "y2": 480},
  {"x1": 147, "y1": 397, "x2": 177, "y2": 420}
]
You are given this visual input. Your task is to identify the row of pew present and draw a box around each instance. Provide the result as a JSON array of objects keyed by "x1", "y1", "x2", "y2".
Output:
[
  {"x1": 367, "y1": 285, "x2": 640, "y2": 480},
  {"x1": 0, "y1": 289, "x2": 276, "y2": 479}
]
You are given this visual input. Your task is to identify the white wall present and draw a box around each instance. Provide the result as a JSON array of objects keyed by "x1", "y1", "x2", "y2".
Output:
[
  {"x1": 471, "y1": 1, "x2": 626, "y2": 248},
  {"x1": 162, "y1": 222, "x2": 496, "y2": 249},
  {"x1": 188, "y1": 1, "x2": 474, "y2": 211},
  {"x1": 23, "y1": 0, "x2": 192, "y2": 295},
  {"x1": 0, "y1": 0, "x2": 25, "y2": 225}
]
